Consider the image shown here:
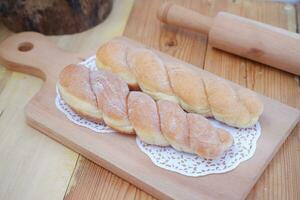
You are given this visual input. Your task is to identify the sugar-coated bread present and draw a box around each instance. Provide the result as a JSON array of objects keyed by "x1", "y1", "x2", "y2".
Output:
[
  {"x1": 128, "y1": 92, "x2": 168, "y2": 146},
  {"x1": 187, "y1": 113, "x2": 233, "y2": 159},
  {"x1": 158, "y1": 100, "x2": 234, "y2": 159},
  {"x1": 58, "y1": 64, "x2": 234, "y2": 159},
  {"x1": 58, "y1": 64, "x2": 102, "y2": 123},
  {"x1": 90, "y1": 70, "x2": 133, "y2": 134},
  {"x1": 127, "y1": 48, "x2": 179, "y2": 103},
  {"x1": 96, "y1": 39, "x2": 139, "y2": 90},
  {"x1": 237, "y1": 88, "x2": 264, "y2": 126},
  {"x1": 204, "y1": 78, "x2": 263, "y2": 128},
  {"x1": 165, "y1": 62, "x2": 211, "y2": 116},
  {"x1": 157, "y1": 100, "x2": 192, "y2": 153},
  {"x1": 96, "y1": 39, "x2": 263, "y2": 128}
]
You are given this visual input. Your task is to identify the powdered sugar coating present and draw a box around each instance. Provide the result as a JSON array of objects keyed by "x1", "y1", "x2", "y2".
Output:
[
  {"x1": 127, "y1": 48, "x2": 174, "y2": 95},
  {"x1": 137, "y1": 121, "x2": 261, "y2": 176}
]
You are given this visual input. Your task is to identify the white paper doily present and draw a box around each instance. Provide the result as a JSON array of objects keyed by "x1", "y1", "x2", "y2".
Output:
[
  {"x1": 55, "y1": 55, "x2": 262, "y2": 177},
  {"x1": 136, "y1": 121, "x2": 260, "y2": 176}
]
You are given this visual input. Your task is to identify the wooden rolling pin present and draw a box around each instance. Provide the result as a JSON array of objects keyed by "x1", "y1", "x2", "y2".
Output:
[{"x1": 157, "y1": 2, "x2": 300, "y2": 76}]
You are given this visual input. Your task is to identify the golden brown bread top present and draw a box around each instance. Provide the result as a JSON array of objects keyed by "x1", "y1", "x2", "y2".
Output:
[
  {"x1": 96, "y1": 39, "x2": 138, "y2": 90},
  {"x1": 95, "y1": 39, "x2": 264, "y2": 128},
  {"x1": 59, "y1": 64, "x2": 97, "y2": 107},
  {"x1": 128, "y1": 92, "x2": 169, "y2": 146},
  {"x1": 58, "y1": 64, "x2": 233, "y2": 159},
  {"x1": 204, "y1": 78, "x2": 263, "y2": 127},
  {"x1": 126, "y1": 48, "x2": 172, "y2": 94},
  {"x1": 157, "y1": 100, "x2": 191, "y2": 153},
  {"x1": 165, "y1": 62, "x2": 211, "y2": 116},
  {"x1": 96, "y1": 39, "x2": 130, "y2": 75},
  {"x1": 90, "y1": 70, "x2": 133, "y2": 133},
  {"x1": 187, "y1": 113, "x2": 232, "y2": 159},
  {"x1": 90, "y1": 70, "x2": 129, "y2": 122}
]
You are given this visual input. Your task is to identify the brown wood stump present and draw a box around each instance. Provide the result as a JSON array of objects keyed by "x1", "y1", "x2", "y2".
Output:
[{"x1": 0, "y1": 0, "x2": 113, "y2": 35}]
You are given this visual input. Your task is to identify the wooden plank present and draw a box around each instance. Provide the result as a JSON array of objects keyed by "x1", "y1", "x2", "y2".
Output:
[
  {"x1": 65, "y1": 0, "x2": 300, "y2": 200},
  {"x1": 203, "y1": 1, "x2": 300, "y2": 200},
  {"x1": 0, "y1": 71, "x2": 78, "y2": 200},
  {"x1": 65, "y1": 156, "x2": 156, "y2": 200},
  {"x1": 0, "y1": 0, "x2": 135, "y2": 199}
]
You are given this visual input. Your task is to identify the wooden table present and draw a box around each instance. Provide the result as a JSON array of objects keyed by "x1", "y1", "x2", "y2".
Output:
[{"x1": 0, "y1": 0, "x2": 299, "y2": 199}]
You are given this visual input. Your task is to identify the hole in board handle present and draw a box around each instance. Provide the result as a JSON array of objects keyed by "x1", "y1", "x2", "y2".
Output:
[{"x1": 18, "y1": 42, "x2": 34, "y2": 52}]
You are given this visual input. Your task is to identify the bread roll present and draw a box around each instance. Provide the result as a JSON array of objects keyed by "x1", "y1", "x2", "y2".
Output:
[
  {"x1": 187, "y1": 113, "x2": 233, "y2": 159},
  {"x1": 128, "y1": 92, "x2": 168, "y2": 146},
  {"x1": 96, "y1": 39, "x2": 263, "y2": 128},
  {"x1": 204, "y1": 77, "x2": 263, "y2": 127},
  {"x1": 96, "y1": 39, "x2": 139, "y2": 90},
  {"x1": 90, "y1": 70, "x2": 133, "y2": 134},
  {"x1": 58, "y1": 64, "x2": 102, "y2": 123},
  {"x1": 165, "y1": 62, "x2": 211, "y2": 116},
  {"x1": 157, "y1": 100, "x2": 191, "y2": 153},
  {"x1": 58, "y1": 64, "x2": 234, "y2": 159},
  {"x1": 127, "y1": 48, "x2": 178, "y2": 103}
]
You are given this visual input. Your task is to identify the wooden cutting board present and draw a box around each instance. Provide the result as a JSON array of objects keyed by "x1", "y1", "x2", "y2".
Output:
[{"x1": 0, "y1": 32, "x2": 298, "y2": 200}]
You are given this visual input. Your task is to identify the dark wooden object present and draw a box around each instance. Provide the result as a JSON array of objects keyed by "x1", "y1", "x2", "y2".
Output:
[{"x1": 0, "y1": 0, "x2": 113, "y2": 35}]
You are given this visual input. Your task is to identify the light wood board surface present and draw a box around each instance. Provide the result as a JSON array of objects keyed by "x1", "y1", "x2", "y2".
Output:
[{"x1": 0, "y1": 0, "x2": 299, "y2": 200}]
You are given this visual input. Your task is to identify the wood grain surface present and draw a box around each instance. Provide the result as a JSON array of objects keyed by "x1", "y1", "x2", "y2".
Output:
[{"x1": 0, "y1": 0, "x2": 299, "y2": 200}]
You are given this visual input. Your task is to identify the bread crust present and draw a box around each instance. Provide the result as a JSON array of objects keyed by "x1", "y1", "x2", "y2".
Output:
[
  {"x1": 90, "y1": 70, "x2": 134, "y2": 134},
  {"x1": 204, "y1": 78, "x2": 263, "y2": 128},
  {"x1": 128, "y1": 92, "x2": 169, "y2": 146},
  {"x1": 96, "y1": 39, "x2": 263, "y2": 128},
  {"x1": 70, "y1": 106, "x2": 103, "y2": 124},
  {"x1": 59, "y1": 64, "x2": 97, "y2": 105},
  {"x1": 165, "y1": 62, "x2": 211, "y2": 116},
  {"x1": 127, "y1": 48, "x2": 178, "y2": 103},
  {"x1": 58, "y1": 65, "x2": 102, "y2": 122},
  {"x1": 187, "y1": 113, "x2": 233, "y2": 159},
  {"x1": 96, "y1": 39, "x2": 139, "y2": 90},
  {"x1": 157, "y1": 100, "x2": 192, "y2": 153},
  {"x1": 58, "y1": 65, "x2": 234, "y2": 159}
]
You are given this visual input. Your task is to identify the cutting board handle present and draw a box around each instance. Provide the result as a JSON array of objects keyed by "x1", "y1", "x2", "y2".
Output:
[
  {"x1": 157, "y1": 2, "x2": 213, "y2": 35},
  {"x1": 0, "y1": 32, "x2": 87, "y2": 82}
]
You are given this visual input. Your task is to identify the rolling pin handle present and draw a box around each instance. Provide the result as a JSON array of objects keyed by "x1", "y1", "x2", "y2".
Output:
[{"x1": 157, "y1": 2, "x2": 213, "y2": 35}]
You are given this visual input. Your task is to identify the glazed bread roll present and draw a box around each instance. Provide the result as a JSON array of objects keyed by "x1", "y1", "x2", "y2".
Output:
[
  {"x1": 58, "y1": 64, "x2": 233, "y2": 159},
  {"x1": 96, "y1": 39, "x2": 263, "y2": 128}
]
